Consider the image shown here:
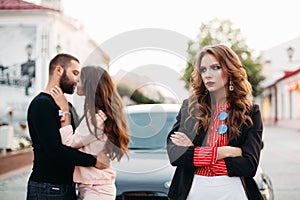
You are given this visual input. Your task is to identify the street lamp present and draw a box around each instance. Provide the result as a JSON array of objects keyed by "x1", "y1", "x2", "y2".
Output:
[
  {"x1": 56, "y1": 44, "x2": 62, "y2": 54},
  {"x1": 287, "y1": 46, "x2": 294, "y2": 62},
  {"x1": 23, "y1": 44, "x2": 35, "y2": 96},
  {"x1": 26, "y1": 44, "x2": 33, "y2": 61}
]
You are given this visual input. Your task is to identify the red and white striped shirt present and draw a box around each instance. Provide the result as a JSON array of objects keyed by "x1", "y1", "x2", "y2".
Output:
[{"x1": 194, "y1": 104, "x2": 229, "y2": 176}]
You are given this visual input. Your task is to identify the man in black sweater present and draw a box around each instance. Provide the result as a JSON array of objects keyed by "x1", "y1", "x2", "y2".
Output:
[{"x1": 26, "y1": 54, "x2": 109, "y2": 200}]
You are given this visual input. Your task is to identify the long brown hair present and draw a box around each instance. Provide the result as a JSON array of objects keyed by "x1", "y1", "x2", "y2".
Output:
[
  {"x1": 188, "y1": 44, "x2": 253, "y2": 141},
  {"x1": 80, "y1": 66, "x2": 129, "y2": 161}
]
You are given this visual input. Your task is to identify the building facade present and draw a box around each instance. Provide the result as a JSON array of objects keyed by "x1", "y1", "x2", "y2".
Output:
[
  {"x1": 0, "y1": 0, "x2": 109, "y2": 125},
  {"x1": 0, "y1": 0, "x2": 109, "y2": 93},
  {"x1": 261, "y1": 35, "x2": 300, "y2": 129}
]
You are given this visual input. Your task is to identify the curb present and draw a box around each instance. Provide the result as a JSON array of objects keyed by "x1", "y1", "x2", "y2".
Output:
[
  {"x1": 0, "y1": 164, "x2": 31, "y2": 181},
  {"x1": 0, "y1": 148, "x2": 33, "y2": 175}
]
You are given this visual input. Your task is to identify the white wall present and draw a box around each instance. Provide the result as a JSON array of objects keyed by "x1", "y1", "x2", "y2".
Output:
[
  {"x1": 0, "y1": 9, "x2": 107, "y2": 122},
  {"x1": 262, "y1": 35, "x2": 300, "y2": 75}
]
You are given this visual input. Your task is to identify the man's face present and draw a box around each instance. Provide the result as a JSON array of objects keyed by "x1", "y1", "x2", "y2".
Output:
[{"x1": 59, "y1": 60, "x2": 80, "y2": 94}]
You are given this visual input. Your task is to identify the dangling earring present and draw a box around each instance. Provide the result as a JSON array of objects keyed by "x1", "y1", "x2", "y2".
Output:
[
  {"x1": 204, "y1": 89, "x2": 208, "y2": 95},
  {"x1": 229, "y1": 80, "x2": 234, "y2": 91}
]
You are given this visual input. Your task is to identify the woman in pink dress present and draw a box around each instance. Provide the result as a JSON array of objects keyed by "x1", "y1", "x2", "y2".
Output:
[{"x1": 50, "y1": 66, "x2": 130, "y2": 200}]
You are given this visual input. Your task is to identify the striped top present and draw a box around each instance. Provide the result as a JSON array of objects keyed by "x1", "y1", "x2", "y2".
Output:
[{"x1": 194, "y1": 104, "x2": 229, "y2": 176}]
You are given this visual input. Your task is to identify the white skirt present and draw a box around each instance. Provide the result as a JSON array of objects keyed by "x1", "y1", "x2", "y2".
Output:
[{"x1": 187, "y1": 175, "x2": 248, "y2": 200}]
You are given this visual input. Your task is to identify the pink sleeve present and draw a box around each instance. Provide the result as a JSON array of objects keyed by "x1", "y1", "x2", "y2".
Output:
[
  {"x1": 59, "y1": 125, "x2": 84, "y2": 149},
  {"x1": 193, "y1": 146, "x2": 218, "y2": 166}
]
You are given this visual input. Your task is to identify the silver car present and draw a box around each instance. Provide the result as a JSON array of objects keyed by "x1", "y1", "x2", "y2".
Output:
[{"x1": 113, "y1": 104, "x2": 273, "y2": 200}]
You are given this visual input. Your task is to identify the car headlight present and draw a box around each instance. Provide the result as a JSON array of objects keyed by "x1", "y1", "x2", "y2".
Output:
[
  {"x1": 260, "y1": 188, "x2": 270, "y2": 200},
  {"x1": 164, "y1": 180, "x2": 171, "y2": 189}
]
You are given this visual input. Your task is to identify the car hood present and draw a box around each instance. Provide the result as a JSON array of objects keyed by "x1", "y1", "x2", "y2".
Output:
[
  {"x1": 113, "y1": 149, "x2": 172, "y2": 172},
  {"x1": 111, "y1": 149, "x2": 266, "y2": 195},
  {"x1": 112, "y1": 149, "x2": 175, "y2": 195}
]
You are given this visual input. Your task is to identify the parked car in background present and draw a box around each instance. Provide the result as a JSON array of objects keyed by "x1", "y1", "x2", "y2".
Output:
[{"x1": 113, "y1": 104, "x2": 274, "y2": 200}]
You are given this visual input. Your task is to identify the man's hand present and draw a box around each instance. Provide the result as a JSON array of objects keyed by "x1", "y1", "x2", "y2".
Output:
[{"x1": 95, "y1": 151, "x2": 110, "y2": 169}]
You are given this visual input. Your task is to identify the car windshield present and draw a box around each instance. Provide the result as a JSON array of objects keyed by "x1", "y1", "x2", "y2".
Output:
[{"x1": 126, "y1": 111, "x2": 177, "y2": 149}]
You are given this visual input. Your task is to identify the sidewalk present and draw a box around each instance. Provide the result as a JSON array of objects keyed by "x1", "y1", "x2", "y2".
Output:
[
  {"x1": 0, "y1": 148, "x2": 33, "y2": 200},
  {"x1": 276, "y1": 119, "x2": 300, "y2": 131},
  {"x1": 0, "y1": 164, "x2": 31, "y2": 200},
  {"x1": 265, "y1": 119, "x2": 300, "y2": 131}
]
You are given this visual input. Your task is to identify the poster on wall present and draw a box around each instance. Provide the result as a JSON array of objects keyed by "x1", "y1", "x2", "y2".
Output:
[{"x1": 0, "y1": 25, "x2": 37, "y2": 130}]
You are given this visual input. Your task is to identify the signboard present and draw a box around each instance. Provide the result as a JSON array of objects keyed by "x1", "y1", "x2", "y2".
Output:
[{"x1": 286, "y1": 80, "x2": 299, "y2": 92}]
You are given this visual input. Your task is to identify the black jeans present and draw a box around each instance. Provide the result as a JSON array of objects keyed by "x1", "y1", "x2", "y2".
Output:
[{"x1": 26, "y1": 179, "x2": 76, "y2": 200}]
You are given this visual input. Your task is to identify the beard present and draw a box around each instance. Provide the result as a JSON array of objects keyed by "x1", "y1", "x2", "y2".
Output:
[{"x1": 59, "y1": 71, "x2": 75, "y2": 94}]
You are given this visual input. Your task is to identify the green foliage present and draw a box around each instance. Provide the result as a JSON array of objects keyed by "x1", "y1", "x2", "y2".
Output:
[
  {"x1": 183, "y1": 18, "x2": 265, "y2": 97},
  {"x1": 117, "y1": 84, "x2": 162, "y2": 104},
  {"x1": 131, "y1": 90, "x2": 161, "y2": 104},
  {"x1": 117, "y1": 84, "x2": 132, "y2": 97}
]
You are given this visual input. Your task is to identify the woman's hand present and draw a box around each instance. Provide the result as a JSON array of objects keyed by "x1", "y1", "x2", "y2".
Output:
[
  {"x1": 217, "y1": 146, "x2": 242, "y2": 160},
  {"x1": 170, "y1": 131, "x2": 194, "y2": 147},
  {"x1": 50, "y1": 85, "x2": 69, "y2": 111},
  {"x1": 96, "y1": 110, "x2": 107, "y2": 131}
]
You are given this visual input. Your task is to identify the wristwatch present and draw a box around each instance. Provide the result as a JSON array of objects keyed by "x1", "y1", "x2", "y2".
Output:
[{"x1": 58, "y1": 110, "x2": 70, "y2": 122}]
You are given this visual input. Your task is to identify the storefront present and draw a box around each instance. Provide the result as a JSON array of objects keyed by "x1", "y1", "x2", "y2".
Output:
[{"x1": 261, "y1": 68, "x2": 300, "y2": 128}]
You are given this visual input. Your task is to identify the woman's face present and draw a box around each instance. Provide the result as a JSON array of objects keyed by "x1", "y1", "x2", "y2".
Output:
[
  {"x1": 199, "y1": 53, "x2": 228, "y2": 94},
  {"x1": 76, "y1": 77, "x2": 84, "y2": 96}
]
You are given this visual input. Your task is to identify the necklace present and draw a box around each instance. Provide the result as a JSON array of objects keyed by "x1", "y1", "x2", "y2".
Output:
[{"x1": 217, "y1": 111, "x2": 228, "y2": 134}]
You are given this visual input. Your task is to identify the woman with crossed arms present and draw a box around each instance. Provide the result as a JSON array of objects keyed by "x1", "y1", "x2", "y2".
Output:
[{"x1": 167, "y1": 44, "x2": 263, "y2": 200}]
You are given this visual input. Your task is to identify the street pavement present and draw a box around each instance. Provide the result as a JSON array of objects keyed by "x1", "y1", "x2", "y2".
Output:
[
  {"x1": 0, "y1": 165, "x2": 31, "y2": 200},
  {"x1": 260, "y1": 125, "x2": 300, "y2": 200},
  {"x1": 0, "y1": 125, "x2": 299, "y2": 200}
]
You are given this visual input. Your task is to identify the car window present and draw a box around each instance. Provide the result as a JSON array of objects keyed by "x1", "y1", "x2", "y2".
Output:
[{"x1": 126, "y1": 112, "x2": 177, "y2": 149}]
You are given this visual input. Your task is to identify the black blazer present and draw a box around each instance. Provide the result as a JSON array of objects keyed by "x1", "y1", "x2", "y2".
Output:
[{"x1": 167, "y1": 99, "x2": 264, "y2": 200}]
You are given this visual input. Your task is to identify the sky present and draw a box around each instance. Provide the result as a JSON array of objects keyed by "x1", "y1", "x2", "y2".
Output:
[
  {"x1": 60, "y1": 0, "x2": 300, "y2": 52},
  {"x1": 28, "y1": 0, "x2": 300, "y2": 101},
  {"x1": 59, "y1": 0, "x2": 300, "y2": 100}
]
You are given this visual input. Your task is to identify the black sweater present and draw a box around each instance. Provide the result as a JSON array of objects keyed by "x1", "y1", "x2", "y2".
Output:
[{"x1": 27, "y1": 92, "x2": 96, "y2": 184}]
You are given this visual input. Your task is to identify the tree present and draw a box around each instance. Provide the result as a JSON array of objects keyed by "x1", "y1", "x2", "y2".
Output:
[
  {"x1": 183, "y1": 18, "x2": 265, "y2": 97},
  {"x1": 117, "y1": 84, "x2": 162, "y2": 104}
]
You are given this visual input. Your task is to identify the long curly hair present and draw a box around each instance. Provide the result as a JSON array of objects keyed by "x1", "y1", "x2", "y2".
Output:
[
  {"x1": 80, "y1": 66, "x2": 129, "y2": 161},
  {"x1": 187, "y1": 44, "x2": 253, "y2": 141}
]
